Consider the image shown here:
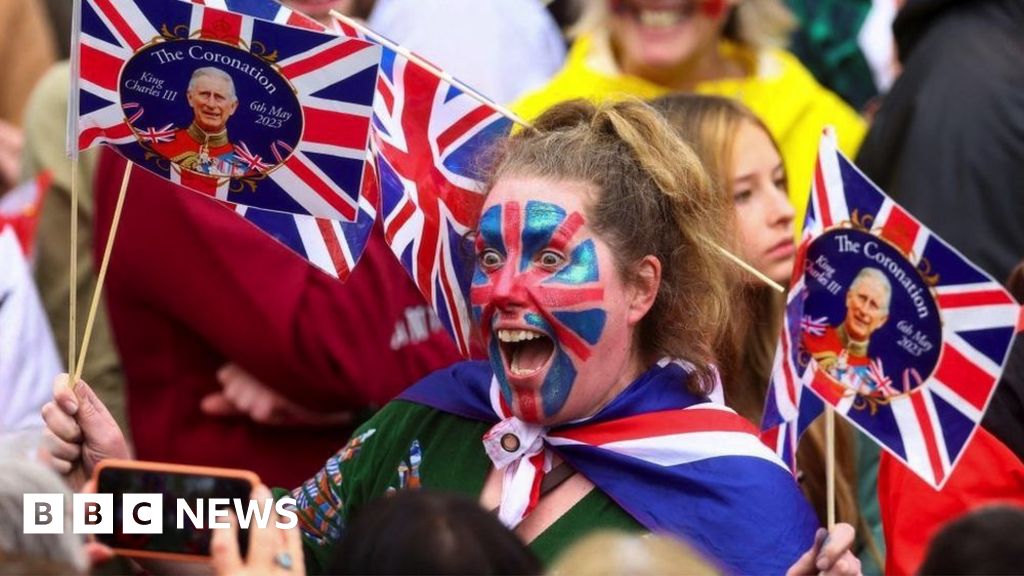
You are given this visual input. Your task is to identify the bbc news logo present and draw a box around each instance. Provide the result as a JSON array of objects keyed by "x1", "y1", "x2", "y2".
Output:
[{"x1": 23, "y1": 494, "x2": 298, "y2": 534}]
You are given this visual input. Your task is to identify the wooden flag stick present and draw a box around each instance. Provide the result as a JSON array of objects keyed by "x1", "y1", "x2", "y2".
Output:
[
  {"x1": 712, "y1": 242, "x2": 786, "y2": 293},
  {"x1": 826, "y1": 405, "x2": 836, "y2": 530},
  {"x1": 326, "y1": 12, "x2": 785, "y2": 296},
  {"x1": 328, "y1": 10, "x2": 531, "y2": 129},
  {"x1": 68, "y1": 157, "x2": 79, "y2": 379},
  {"x1": 73, "y1": 162, "x2": 132, "y2": 384}
]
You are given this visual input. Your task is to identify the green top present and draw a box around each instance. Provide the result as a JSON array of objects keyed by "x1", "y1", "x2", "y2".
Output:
[{"x1": 277, "y1": 400, "x2": 642, "y2": 572}]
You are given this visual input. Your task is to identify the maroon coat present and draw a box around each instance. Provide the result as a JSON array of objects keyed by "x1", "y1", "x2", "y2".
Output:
[{"x1": 94, "y1": 149, "x2": 462, "y2": 487}]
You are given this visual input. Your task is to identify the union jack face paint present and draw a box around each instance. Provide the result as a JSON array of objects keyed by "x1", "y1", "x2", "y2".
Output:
[{"x1": 471, "y1": 179, "x2": 632, "y2": 423}]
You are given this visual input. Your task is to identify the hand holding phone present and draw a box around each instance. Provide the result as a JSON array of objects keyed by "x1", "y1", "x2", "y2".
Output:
[
  {"x1": 211, "y1": 484, "x2": 306, "y2": 576},
  {"x1": 93, "y1": 460, "x2": 263, "y2": 562}
]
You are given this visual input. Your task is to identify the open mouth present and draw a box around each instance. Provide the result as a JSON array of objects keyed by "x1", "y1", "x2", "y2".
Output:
[
  {"x1": 496, "y1": 329, "x2": 555, "y2": 379},
  {"x1": 616, "y1": 1, "x2": 697, "y2": 28}
]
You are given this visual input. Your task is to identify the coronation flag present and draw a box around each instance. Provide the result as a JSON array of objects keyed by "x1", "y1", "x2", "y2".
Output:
[
  {"x1": 761, "y1": 130, "x2": 1020, "y2": 488},
  {"x1": 369, "y1": 44, "x2": 514, "y2": 357},
  {"x1": 72, "y1": 0, "x2": 380, "y2": 222}
]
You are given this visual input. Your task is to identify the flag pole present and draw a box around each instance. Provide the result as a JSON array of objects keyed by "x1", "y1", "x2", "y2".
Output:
[
  {"x1": 327, "y1": 12, "x2": 784, "y2": 295},
  {"x1": 328, "y1": 11, "x2": 531, "y2": 130},
  {"x1": 73, "y1": 162, "x2": 132, "y2": 384},
  {"x1": 68, "y1": 157, "x2": 79, "y2": 381},
  {"x1": 826, "y1": 405, "x2": 836, "y2": 530}
]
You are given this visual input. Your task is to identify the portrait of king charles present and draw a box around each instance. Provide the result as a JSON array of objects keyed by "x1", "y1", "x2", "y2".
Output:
[
  {"x1": 150, "y1": 66, "x2": 247, "y2": 178},
  {"x1": 805, "y1": 267, "x2": 892, "y2": 390}
]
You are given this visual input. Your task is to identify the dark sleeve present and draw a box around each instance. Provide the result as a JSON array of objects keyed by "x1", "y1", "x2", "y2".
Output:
[{"x1": 983, "y1": 336, "x2": 1024, "y2": 461}]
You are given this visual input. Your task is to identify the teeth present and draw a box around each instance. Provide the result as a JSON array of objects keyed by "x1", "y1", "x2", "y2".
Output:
[
  {"x1": 496, "y1": 329, "x2": 544, "y2": 343},
  {"x1": 638, "y1": 9, "x2": 683, "y2": 27}
]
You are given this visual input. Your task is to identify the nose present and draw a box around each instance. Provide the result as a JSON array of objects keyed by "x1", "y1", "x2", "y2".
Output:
[
  {"x1": 489, "y1": 265, "x2": 529, "y2": 310},
  {"x1": 769, "y1": 188, "x2": 795, "y2": 229}
]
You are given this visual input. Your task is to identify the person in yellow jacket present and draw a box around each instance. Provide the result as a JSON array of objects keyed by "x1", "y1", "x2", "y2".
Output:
[{"x1": 513, "y1": 0, "x2": 866, "y2": 234}]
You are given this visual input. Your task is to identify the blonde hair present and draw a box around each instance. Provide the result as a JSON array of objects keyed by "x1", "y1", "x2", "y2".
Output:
[
  {"x1": 550, "y1": 531, "x2": 721, "y2": 576},
  {"x1": 485, "y1": 99, "x2": 732, "y2": 394},
  {"x1": 651, "y1": 93, "x2": 863, "y2": 534},
  {"x1": 578, "y1": 0, "x2": 796, "y2": 50}
]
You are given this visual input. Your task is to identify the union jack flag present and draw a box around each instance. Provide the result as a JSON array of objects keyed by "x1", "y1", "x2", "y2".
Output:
[
  {"x1": 73, "y1": 0, "x2": 380, "y2": 221},
  {"x1": 761, "y1": 130, "x2": 1021, "y2": 488},
  {"x1": 371, "y1": 46, "x2": 513, "y2": 356},
  {"x1": 224, "y1": 148, "x2": 379, "y2": 281}
]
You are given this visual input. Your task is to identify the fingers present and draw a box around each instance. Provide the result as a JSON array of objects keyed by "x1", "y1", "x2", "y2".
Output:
[
  {"x1": 816, "y1": 523, "x2": 856, "y2": 572},
  {"x1": 210, "y1": 512, "x2": 244, "y2": 576},
  {"x1": 84, "y1": 541, "x2": 115, "y2": 566},
  {"x1": 52, "y1": 374, "x2": 81, "y2": 416},
  {"x1": 824, "y1": 552, "x2": 862, "y2": 576},
  {"x1": 283, "y1": 505, "x2": 305, "y2": 574},
  {"x1": 245, "y1": 485, "x2": 279, "y2": 568},
  {"x1": 786, "y1": 527, "x2": 826, "y2": 576},
  {"x1": 41, "y1": 400, "x2": 83, "y2": 444},
  {"x1": 200, "y1": 392, "x2": 243, "y2": 417}
]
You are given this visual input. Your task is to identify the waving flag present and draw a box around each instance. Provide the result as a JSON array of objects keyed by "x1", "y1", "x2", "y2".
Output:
[
  {"x1": 761, "y1": 130, "x2": 1020, "y2": 488},
  {"x1": 371, "y1": 46, "x2": 513, "y2": 356},
  {"x1": 73, "y1": 0, "x2": 380, "y2": 221}
]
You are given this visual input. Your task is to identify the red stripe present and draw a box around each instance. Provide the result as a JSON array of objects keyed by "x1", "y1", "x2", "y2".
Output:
[
  {"x1": 200, "y1": 7, "x2": 244, "y2": 44},
  {"x1": 503, "y1": 202, "x2": 522, "y2": 261},
  {"x1": 554, "y1": 407, "x2": 758, "y2": 445},
  {"x1": 760, "y1": 426, "x2": 779, "y2": 452},
  {"x1": 287, "y1": 12, "x2": 324, "y2": 31},
  {"x1": 525, "y1": 452, "x2": 546, "y2": 517},
  {"x1": 936, "y1": 289, "x2": 1015, "y2": 308},
  {"x1": 909, "y1": 392, "x2": 946, "y2": 486},
  {"x1": 548, "y1": 318, "x2": 592, "y2": 361},
  {"x1": 438, "y1": 251, "x2": 470, "y2": 357},
  {"x1": 515, "y1": 390, "x2": 540, "y2": 422},
  {"x1": 78, "y1": 123, "x2": 133, "y2": 150},
  {"x1": 178, "y1": 171, "x2": 222, "y2": 196},
  {"x1": 283, "y1": 156, "x2": 357, "y2": 220},
  {"x1": 932, "y1": 343, "x2": 995, "y2": 411},
  {"x1": 376, "y1": 77, "x2": 394, "y2": 115},
  {"x1": 880, "y1": 205, "x2": 921, "y2": 256},
  {"x1": 436, "y1": 104, "x2": 494, "y2": 154},
  {"x1": 813, "y1": 158, "x2": 833, "y2": 228},
  {"x1": 384, "y1": 197, "x2": 416, "y2": 244},
  {"x1": 280, "y1": 39, "x2": 368, "y2": 80},
  {"x1": 548, "y1": 212, "x2": 585, "y2": 253},
  {"x1": 780, "y1": 325, "x2": 797, "y2": 405},
  {"x1": 80, "y1": 43, "x2": 123, "y2": 91},
  {"x1": 316, "y1": 219, "x2": 349, "y2": 280},
  {"x1": 301, "y1": 107, "x2": 370, "y2": 150},
  {"x1": 1018, "y1": 307, "x2": 1024, "y2": 333},
  {"x1": 809, "y1": 371, "x2": 844, "y2": 407},
  {"x1": 93, "y1": 0, "x2": 144, "y2": 50},
  {"x1": 531, "y1": 285, "x2": 604, "y2": 307}
]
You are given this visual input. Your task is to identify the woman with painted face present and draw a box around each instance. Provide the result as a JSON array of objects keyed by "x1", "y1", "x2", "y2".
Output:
[
  {"x1": 652, "y1": 94, "x2": 871, "y2": 553},
  {"x1": 513, "y1": 0, "x2": 867, "y2": 236},
  {"x1": 42, "y1": 100, "x2": 860, "y2": 575}
]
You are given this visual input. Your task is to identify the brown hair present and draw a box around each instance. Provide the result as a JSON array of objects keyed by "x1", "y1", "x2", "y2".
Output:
[
  {"x1": 485, "y1": 99, "x2": 732, "y2": 394},
  {"x1": 651, "y1": 93, "x2": 863, "y2": 533}
]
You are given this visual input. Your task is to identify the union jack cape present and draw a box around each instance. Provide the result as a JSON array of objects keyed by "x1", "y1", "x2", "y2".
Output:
[
  {"x1": 761, "y1": 130, "x2": 1021, "y2": 489},
  {"x1": 402, "y1": 359, "x2": 818, "y2": 575}
]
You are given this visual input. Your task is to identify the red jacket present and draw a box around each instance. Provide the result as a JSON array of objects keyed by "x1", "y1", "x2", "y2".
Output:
[{"x1": 94, "y1": 149, "x2": 462, "y2": 487}]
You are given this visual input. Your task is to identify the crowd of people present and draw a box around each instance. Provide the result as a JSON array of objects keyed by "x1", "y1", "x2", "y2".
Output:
[{"x1": 2, "y1": 0, "x2": 1023, "y2": 574}]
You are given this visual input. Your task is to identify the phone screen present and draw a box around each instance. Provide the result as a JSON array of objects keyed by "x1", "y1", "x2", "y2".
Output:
[{"x1": 96, "y1": 466, "x2": 252, "y2": 558}]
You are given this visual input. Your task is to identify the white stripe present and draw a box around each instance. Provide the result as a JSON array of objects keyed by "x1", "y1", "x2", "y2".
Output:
[
  {"x1": 942, "y1": 303, "x2": 1019, "y2": 333},
  {"x1": 281, "y1": 40, "x2": 381, "y2": 92},
  {"x1": 294, "y1": 216, "x2": 338, "y2": 278},
  {"x1": 488, "y1": 377, "x2": 507, "y2": 418},
  {"x1": 817, "y1": 130, "x2": 849, "y2": 226},
  {"x1": 269, "y1": 154, "x2": 357, "y2": 220},
  {"x1": 328, "y1": 218, "x2": 356, "y2": 271},
  {"x1": 921, "y1": 390, "x2": 952, "y2": 477},
  {"x1": 79, "y1": 32, "x2": 131, "y2": 62},
  {"x1": 911, "y1": 226, "x2": 930, "y2": 265},
  {"x1": 935, "y1": 282, "x2": 1008, "y2": 296},
  {"x1": 873, "y1": 199, "x2": 894, "y2": 235},
  {"x1": 927, "y1": 379, "x2": 984, "y2": 423},
  {"x1": 79, "y1": 78, "x2": 119, "y2": 106},
  {"x1": 90, "y1": 0, "x2": 159, "y2": 47},
  {"x1": 297, "y1": 141, "x2": 366, "y2": 161},
  {"x1": 944, "y1": 330, "x2": 1002, "y2": 377},
  {"x1": 301, "y1": 97, "x2": 374, "y2": 118},
  {"x1": 189, "y1": 3, "x2": 206, "y2": 35},
  {"x1": 889, "y1": 396, "x2": 935, "y2": 485},
  {"x1": 550, "y1": 431, "x2": 788, "y2": 472}
]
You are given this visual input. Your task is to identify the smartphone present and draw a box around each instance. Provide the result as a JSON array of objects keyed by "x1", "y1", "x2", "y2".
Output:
[{"x1": 93, "y1": 459, "x2": 260, "y2": 562}]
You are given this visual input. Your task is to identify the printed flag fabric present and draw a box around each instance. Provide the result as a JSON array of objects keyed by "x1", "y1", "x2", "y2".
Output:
[
  {"x1": 761, "y1": 129, "x2": 1020, "y2": 489},
  {"x1": 399, "y1": 359, "x2": 818, "y2": 575},
  {"x1": 0, "y1": 227, "x2": 62, "y2": 431},
  {"x1": 0, "y1": 171, "x2": 51, "y2": 259},
  {"x1": 370, "y1": 45, "x2": 513, "y2": 357},
  {"x1": 73, "y1": 0, "x2": 380, "y2": 221}
]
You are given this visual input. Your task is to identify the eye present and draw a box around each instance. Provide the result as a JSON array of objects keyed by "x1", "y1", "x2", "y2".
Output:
[
  {"x1": 732, "y1": 188, "x2": 753, "y2": 205},
  {"x1": 537, "y1": 250, "x2": 565, "y2": 269},
  {"x1": 478, "y1": 249, "x2": 503, "y2": 270}
]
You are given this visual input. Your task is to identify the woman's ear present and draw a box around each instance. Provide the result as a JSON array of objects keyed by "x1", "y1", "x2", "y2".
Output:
[{"x1": 628, "y1": 255, "x2": 661, "y2": 326}]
